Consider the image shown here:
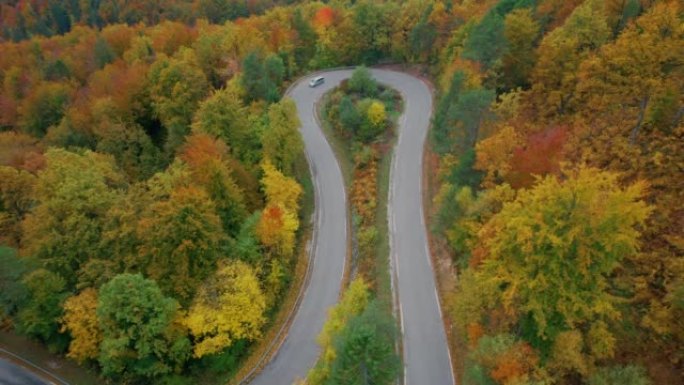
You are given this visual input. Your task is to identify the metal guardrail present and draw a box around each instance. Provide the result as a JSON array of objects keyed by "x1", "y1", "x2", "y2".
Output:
[{"x1": 0, "y1": 347, "x2": 71, "y2": 385}]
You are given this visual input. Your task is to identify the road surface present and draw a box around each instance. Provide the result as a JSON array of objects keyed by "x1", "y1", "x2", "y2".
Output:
[
  {"x1": 0, "y1": 358, "x2": 50, "y2": 385},
  {"x1": 383, "y1": 70, "x2": 455, "y2": 385},
  {"x1": 249, "y1": 72, "x2": 350, "y2": 385},
  {"x1": 249, "y1": 69, "x2": 454, "y2": 385}
]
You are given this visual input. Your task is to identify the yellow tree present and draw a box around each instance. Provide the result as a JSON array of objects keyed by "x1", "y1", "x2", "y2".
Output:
[
  {"x1": 575, "y1": 1, "x2": 682, "y2": 146},
  {"x1": 179, "y1": 133, "x2": 248, "y2": 236},
  {"x1": 527, "y1": 0, "x2": 610, "y2": 120},
  {"x1": 502, "y1": 8, "x2": 540, "y2": 89},
  {"x1": 0, "y1": 166, "x2": 36, "y2": 246},
  {"x1": 21, "y1": 149, "x2": 122, "y2": 286},
  {"x1": 474, "y1": 125, "x2": 522, "y2": 188},
  {"x1": 261, "y1": 160, "x2": 302, "y2": 213},
  {"x1": 191, "y1": 88, "x2": 251, "y2": 161},
  {"x1": 569, "y1": 2, "x2": 684, "y2": 360},
  {"x1": 464, "y1": 166, "x2": 651, "y2": 350},
  {"x1": 256, "y1": 161, "x2": 302, "y2": 258},
  {"x1": 262, "y1": 98, "x2": 304, "y2": 175},
  {"x1": 255, "y1": 204, "x2": 299, "y2": 258},
  {"x1": 61, "y1": 288, "x2": 102, "y2": 363},
  {"x1": 184, "y1": 260, "x2": 266, "y2": 358},
  {"x1": 137, "y1": 185, "x2": 225, "y2": 302},
  {"x1": 147, "y1": 47, "x2": 209, "y2": 153},
  {"x1": 367, "y1": 100, "x2": 387, "y2": 130}
]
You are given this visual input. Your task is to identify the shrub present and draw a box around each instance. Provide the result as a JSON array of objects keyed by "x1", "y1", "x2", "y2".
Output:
[
  {"x1": 348, "y1": 66, "x2": 378, "y2": 97},
  {"x1": 338, "y1": 96, "x2": 361, "y2": 135},
  {"x1": 357, "y1": 99, "x2": 385, "y2": 142},
  {"x1": 367, "y1": 100, "x2": 386, "y2": 130}
]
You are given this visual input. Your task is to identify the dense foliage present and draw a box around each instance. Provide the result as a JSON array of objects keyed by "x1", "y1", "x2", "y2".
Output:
[
  {"x1": 0, "y1": 3, "x2": 321, "y2": 383},
  {"x1": 0, "y1": 0, "x2": 301, "y2": 42},
  {"x1": 425, "y1": 1, "x2": 682, "y2": 384}
]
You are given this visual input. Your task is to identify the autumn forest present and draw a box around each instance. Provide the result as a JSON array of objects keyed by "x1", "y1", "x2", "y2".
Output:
[{"x1": 0, "y1": 1, "x2": 682, "y2": 385}]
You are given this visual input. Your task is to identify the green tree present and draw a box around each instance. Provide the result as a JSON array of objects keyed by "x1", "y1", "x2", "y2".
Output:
[
  {"x1": 15, "y1": 269, "x2": 68, "y2": 347},
  {"x1": 462, "y1": 0, "x2": 536, "y2": 71},
  {"x1": 455, "y1": 89, "x2": 496, "y2": 149},
  {"x1": 435, "y1": 149, "x2": 484, "y2": 232},
  {"x1": 196, "y1": 0, "x2": 232, "y2": 24},
  {"x1": 21, "y1": 149, "x2": 122, "y2": 286},
  {"x1": 179, "y1": 133, "x2": 248, "y2": 236},
  {"x1": 292, "y1": 8, "x2": 317, "y2": 70},
  {"x1": 95, "y1": 121, "x2": 164, "y2": 181},
  {"x1": 432, "y1": 71, "x2": 495, "y2": 154},
  {"x1": 263, "y1": 54, "x2": 285, "y2": 102},
  {"x1": 18, "y1": 82, "x2": 72, "y2": 137},
  {"x1": 432, "y1": 70, "x2": 465, "y2": 154},
  {"x1": 94, "y1": 36, "x2": 116, "y2": 69},
  {"x1": 0, "y1": 166, "x2": 36, "y2": 246},
  {"x1": 606, "y1": 0, "x2": 642, "y2": 36},
  {"x1": 49, "y1": 2, "x2": 71, "y2": 34},
  {"x1": 241, "y1": 51, "x2": 265, "y2": 103},
  {"x1": 338, "y1": 96, "x2": 361, "y2": 135},
  {"x1": 328, "y1": 302, "x2": 400, "y2": 385},
  {"x1": 408, "y1": 5, "x2": 437, "y2": 63},
  {"x1": 462, "y1": 11, "x2": 506, "y2": 70},
  {"x1": 148, "y1": 48, "x2": 209, "y2": 154},
  {"x1": 352, "y1": 1, "x2": 392, "y2": 64},
  {"x1": 240, "y1": 52, "x2": 285, "y2": 103},
  {"x1": 262, "y1": 98, "x2": 304, "y2": 175},
  {"x1": 234, "y1": 212, "x2": 263, "y2": 264},
  {"x1": 0, "y1": 247, "x2": 29, "y2": 318},
  {"x1": 501, "y1": 8, "x2": 539, "y2": 89},
  {"x1": 348, "y1": 66, "x2": 378, "y2": 97},
  {"x1": 138, "y1": 185, "x2": 225, "y2": 303},
  {"x1": 191, "y1": 88, "x2": 253, "y2": 162},
  {"x1": 97, "y1": 274, "x2": 190, "y2": 380},
  {"x1": 43, "y1": 59, "x2": 71, "y2": 81},
  {"x1": 308, "y1": 278, "x2": 370, "y2": 384}
]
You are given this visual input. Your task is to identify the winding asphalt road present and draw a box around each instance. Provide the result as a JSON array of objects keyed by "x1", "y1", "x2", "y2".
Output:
[
  {"x1": 249, "y1": 72, "x2": 349, "y2": 385},
  {"x1": 384, "y1": 70, "x2": 455, "y2": 385},
  {"x1": 250, "y1": 69, "x2": 454, "y2": 385}
]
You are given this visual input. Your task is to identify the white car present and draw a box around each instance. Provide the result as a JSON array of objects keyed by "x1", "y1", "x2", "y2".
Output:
[{"x1": 309, "y1": 76, "x2": 324, "y2": 87}]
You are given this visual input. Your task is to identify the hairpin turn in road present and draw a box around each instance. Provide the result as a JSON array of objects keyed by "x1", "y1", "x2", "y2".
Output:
[{"x1": 249, "y1": 69, "x2": 454, "y2": 385}]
